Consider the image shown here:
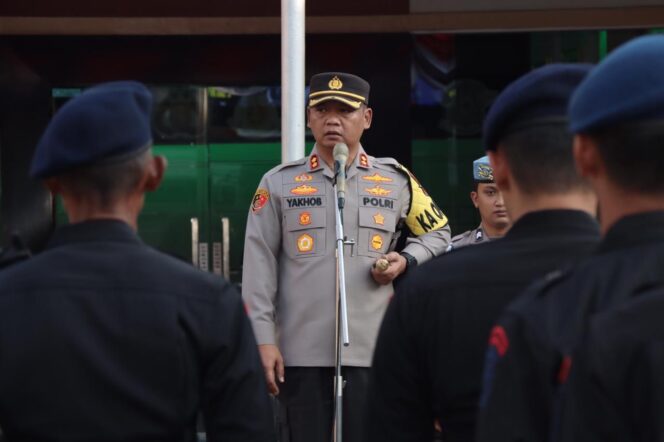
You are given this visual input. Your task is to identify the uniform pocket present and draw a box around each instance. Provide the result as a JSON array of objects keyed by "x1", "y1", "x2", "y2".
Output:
[
  {"x1": 357, "y1": 207, "x2": 397, "y2": 257},
  {"x1": 284, "y1": 208, "x2": 327, "y2": 258}
]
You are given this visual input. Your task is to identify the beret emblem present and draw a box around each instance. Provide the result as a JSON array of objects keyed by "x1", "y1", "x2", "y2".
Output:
[{"x1": 477, "y1": 164, "x2": 494, "y2": 181}]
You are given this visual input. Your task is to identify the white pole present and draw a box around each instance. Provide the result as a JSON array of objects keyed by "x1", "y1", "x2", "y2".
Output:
[{"x1": 281, "y1": 0, "x2": 306, "y2": 163}]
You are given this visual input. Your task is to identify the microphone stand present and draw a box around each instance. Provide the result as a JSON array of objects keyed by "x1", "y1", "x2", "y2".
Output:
[{"x1": 332, "y1": 164, "x2": 350, "y2": 442}]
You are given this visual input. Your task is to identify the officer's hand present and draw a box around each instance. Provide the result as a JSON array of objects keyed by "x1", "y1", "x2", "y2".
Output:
[
  {"x1": 258, "y1": 344, "x2": 285, "y2": 395},
  {"x1": 370, "y1": 252, "x2": 407, "y2": 285}
]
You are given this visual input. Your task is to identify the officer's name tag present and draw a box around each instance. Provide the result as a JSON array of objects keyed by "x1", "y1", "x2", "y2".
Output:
[
  {"x1": 362, "y1": 197, "x2": 394, "y2": 210},
  {"x1": 285, "y1": 196, "x2": 324, "y2": 208}
]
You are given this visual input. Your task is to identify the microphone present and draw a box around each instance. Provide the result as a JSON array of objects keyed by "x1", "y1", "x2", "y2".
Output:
[{"x1": 333, "y1": 143, "x2": 349, "y2": 209}]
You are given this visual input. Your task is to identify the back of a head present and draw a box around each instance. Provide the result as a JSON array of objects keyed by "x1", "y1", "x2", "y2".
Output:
[
  {"x1": 569, "y1": 35, "x2": 664, "y2": 194},
  {"x1": 30, "y1": 81, "x2": 154, "y2": 206},
  {"x1": 483, "y1": 63, "x2": 593, "y2": 195}
]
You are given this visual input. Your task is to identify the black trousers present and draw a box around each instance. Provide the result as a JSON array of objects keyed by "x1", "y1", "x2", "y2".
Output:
[{"x1": 276, "y1": 367, "x2": 368, "y2": 442}]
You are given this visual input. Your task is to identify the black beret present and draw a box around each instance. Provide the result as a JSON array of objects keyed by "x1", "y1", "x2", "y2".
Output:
[
  {"x1": 308, "y1": 72, "x2": 370, "y2": 109},
  {"x1": 30, "y1": 81, "x2": 153, "y2": 178},
  {"x1": 570, "y1": 35, "x2": 664, "y2": 133},
  {"x1": 483, "y1": 63, "x2": 593, "y2": 151}
]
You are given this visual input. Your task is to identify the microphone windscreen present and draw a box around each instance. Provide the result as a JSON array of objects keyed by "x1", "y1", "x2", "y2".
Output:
[{"x1": 333, "y1": 143, "x2": 349, "y2": 165}]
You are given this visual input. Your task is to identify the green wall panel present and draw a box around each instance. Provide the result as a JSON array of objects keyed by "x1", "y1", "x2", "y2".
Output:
[{"x1": 412, "y1": 138, "x2": 485, "y2": 236}]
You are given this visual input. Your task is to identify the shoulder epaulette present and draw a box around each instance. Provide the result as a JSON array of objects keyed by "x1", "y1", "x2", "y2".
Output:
[
  {"x1": 264, "y1": 157, "x2": 308, "y2": 177},
  {"x1": 452, "y1": 230, "x2": 471, "y2": 244},
  {"x1": 372, "y1": 156, "x2": 400, "y2": 169}
]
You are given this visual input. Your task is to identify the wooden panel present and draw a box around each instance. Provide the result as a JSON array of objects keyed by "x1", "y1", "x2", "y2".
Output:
[
  {"x1": 0, "y1": 0, "x2": 406, "y2": 18},
  {"x1": 1, "y1": 7, "x2": 663, "y2": 35},
  {"x1": 411, "y1": 0, "x2": 663, "y2": 13}
]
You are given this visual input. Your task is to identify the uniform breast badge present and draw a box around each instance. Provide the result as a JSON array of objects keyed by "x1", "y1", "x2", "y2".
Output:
[
  {"x1": 371, "y1": 234, "x2": 384, "y2": 251},
  {"x1": 295, "y1": 173, "x2": 313, "y2": 182},
  {"x1": 373, "y1": 213, "x2": 385, "y2": 226},
  {"x1": 365, "y1": 185, "x2": 392, "y2": 197},
  {"x1": 299, "y1": 212, "x2": 312, "y2": 226},
  {"x1": 297, "y1": 233, "x2": 314, "y2": 253},
  {"x1": 291, "y1": 184, "x2": 319, "y2": 195},
  {"x1": 362, "y1": 173, "x2": 392, "y2": 183}
]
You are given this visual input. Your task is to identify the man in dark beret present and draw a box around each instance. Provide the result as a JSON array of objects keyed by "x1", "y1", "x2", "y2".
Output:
[
  {"x1": 242, "y1": 72, "x2": 451, "y2": 442},
  {"x1": 479, "y1": 34, "x2": 664, "y2": 442},
  {"x1": 366, "y1": 63, "x2": 600, "y2": 441},
  {"x1": 0, "y1": 81, "x2": 274, "y2": 441}
]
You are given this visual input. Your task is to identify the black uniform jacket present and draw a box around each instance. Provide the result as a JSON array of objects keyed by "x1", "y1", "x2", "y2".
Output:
[
  {"x1": 0, "y1": 220, "x2": 274, "y2": 442},
  {"x1": 557, "y1": 286, "x2": 664, "y2": 442},
  {"x1": 366, "y1": 210, "x2": 600, "y2": 442},
  {"x1": 477, "y1": 211, "x2": 664, "y2": 442}
]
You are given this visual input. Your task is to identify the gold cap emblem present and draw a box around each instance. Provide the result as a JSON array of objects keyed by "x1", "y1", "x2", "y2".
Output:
[{"x1": 328, "y1": 76, "x2": 343, "y2": 90}]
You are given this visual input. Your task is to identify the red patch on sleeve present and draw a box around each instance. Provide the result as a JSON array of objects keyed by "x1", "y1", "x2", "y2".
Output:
[
  {"x1": 557, "y1": 355, "x2": 573, "y2": 384},
  {"x1": 251, "y1": 188, "x2": 270, "y2": 213},
  {"x1": 488, "y1": 325, "x2": 509, "y2": 357}
]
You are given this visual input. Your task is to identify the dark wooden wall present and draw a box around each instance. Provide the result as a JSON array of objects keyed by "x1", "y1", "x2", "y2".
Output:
[{"x1": 0, "y1": 0, "x2": 408, "y2": 17}]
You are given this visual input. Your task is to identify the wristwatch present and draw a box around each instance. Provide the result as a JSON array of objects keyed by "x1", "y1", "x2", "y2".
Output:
[{"x1": 400, "y1": 252, "x2": 418, "y2": 270}]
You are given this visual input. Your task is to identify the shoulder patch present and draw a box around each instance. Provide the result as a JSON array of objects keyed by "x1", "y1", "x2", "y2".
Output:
[
  {"x1": 394, "y1": 163, "x2": 449, "y2": 235},
  {"x1": 251, "y1": 188, "x2": 270, "y2": 213},
  {"x1": 488, "y1": 325, "x2": 510, "y2": 357}
]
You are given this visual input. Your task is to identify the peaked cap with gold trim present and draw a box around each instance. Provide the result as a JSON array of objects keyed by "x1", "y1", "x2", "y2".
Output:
[{"x1": 308, "y1": 72, "x2": 370, "y2": 110}]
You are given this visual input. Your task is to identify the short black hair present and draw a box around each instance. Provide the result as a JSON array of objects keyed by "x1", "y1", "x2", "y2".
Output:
[
  {"x1": 500, "y1": 123, "x2": 589, "y2": 195},
  {"x1": 589, "y1": 122, "x2": 664, "y2": 194},
  {"x1": 57, "y1": 151, "x2": 150, "y2": 209}
]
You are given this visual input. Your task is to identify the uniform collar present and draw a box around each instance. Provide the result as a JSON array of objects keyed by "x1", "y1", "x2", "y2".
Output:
[
  {"x1": 597, "y1": 210, "x2": 664, "y2": 253},
  {"x1": 47, "y1": 219, "x2": 142, "y2": 249},
  {"x1": 505, "y1": 209, "x2": 599, "y2": 241},
  {"x1": 308, "y1": 144, "x2": 372, "y2": 180}
]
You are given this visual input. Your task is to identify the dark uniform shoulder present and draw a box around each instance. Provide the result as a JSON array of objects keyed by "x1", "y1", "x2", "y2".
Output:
[
  {"x1": 506, "y1": 267, "x2": 572, "y2": 320},
  {"x1": 143, "y1": 246, "x2": 236, "y2": 299}
]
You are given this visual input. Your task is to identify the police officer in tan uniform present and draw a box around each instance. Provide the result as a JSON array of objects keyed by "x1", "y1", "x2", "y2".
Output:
[
  {"x1": 242, "y1": 72, "x2": 451, "y2": 442},
  {"x1": 448, "y1": 156, "x2": 510, "y2": 251}
]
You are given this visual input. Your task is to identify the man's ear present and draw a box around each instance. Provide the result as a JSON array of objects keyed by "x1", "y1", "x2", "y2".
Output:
[
  {"x1": 488, "y1": 149, "x2": 510, "y2": 192},
  {"x1": 306, "y1": 107, "x2": 312, "y2": 129},
  {"x1": 573, "y1": 134, "x2": 603, "y2": 180},
  {"x1": 363, "y1": 106, "x2": 373, "y2": 129},
  {"x1": 470, "y1": 191, "x2": 479, "y2": 208},
  {"x1": 143, "y1": 155, "x2": 167, "y2": 192}
]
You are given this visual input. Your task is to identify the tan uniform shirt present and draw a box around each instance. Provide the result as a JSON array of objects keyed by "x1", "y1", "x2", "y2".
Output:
[
  {"x1": 242, "y1": 145, "x2": 451, "y2": 367},
  {"x1": 446, "y1": 225, "x2": 491, "y2": 252}
]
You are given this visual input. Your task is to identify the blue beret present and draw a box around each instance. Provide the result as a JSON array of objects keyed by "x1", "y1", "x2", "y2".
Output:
[
  {"x1": 483, "y1": 63, "x2": 593, "y2": 151},
  {"x1": 30, "y1": 81, "x2": 153, "y2": 178},
  {"x1": 569, "y1": 35, "x2": 664, "y2": 133},
  {"x1": 473, "y1": 156, "x2": 493, "y2": 182}
]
